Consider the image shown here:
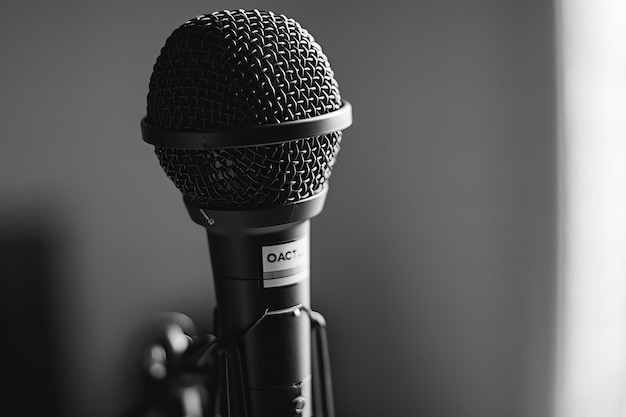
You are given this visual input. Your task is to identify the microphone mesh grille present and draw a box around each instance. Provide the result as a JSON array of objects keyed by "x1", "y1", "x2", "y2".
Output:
[{"x1": 146, "y1": 10, "x2": 343, "y2": 209}]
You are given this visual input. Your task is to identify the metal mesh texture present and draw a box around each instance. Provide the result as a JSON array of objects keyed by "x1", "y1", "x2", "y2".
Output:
[{"x1": 146, "y1": 10, "x2": 343, "y2": 210}]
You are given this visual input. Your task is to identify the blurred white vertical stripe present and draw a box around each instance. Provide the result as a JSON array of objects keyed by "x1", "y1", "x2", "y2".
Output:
[{"x1": 556, "y1": 1, "x2": 626, "y2": 416}]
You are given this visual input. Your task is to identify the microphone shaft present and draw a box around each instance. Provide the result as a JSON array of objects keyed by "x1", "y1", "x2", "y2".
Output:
[{"x1": 207, "y1": 220, "x2": 313, "y2": 417}]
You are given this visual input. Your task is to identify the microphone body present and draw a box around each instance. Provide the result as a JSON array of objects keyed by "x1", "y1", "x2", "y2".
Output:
[
  {"x1": 209, "y1": 219, "x2": 312, "y2": 416},
  {"x1": 185, "y1": 189, "x2": 328, "y2": 417}
]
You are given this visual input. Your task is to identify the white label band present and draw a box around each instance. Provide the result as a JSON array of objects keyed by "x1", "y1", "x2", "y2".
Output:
[{"x1": 261, "y1": 237, "x2": 309, "y2": 288}]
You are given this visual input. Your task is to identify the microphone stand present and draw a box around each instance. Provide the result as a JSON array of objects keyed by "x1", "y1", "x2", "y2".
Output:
[{"x1": 133, "y1": 309, "x2": 334, "y2": 417}]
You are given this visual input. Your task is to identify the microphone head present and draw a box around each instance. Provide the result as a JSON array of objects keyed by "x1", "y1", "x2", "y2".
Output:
[{"x1": 146, "y1": 10, "x2": 345, "y2": 210}]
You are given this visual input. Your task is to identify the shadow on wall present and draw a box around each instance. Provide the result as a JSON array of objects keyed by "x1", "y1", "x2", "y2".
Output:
[{"x1": 0, "y1": 206, "x2": 69, "y2": 417}]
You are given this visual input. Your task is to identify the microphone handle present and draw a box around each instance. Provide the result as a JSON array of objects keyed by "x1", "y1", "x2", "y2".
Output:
[{"x1": 207, "y1": 220, "x2": 313, "y2": 417}]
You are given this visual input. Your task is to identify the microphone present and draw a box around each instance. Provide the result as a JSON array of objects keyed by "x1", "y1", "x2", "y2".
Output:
[{"x1": 141, "y1": 9, "x2": 351, "y2": 417}]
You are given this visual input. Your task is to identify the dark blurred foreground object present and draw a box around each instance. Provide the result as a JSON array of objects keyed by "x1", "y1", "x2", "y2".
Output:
[
  {"x1": 134, "y1": 9, "x2": 351, "y2": 417},
  {"x1": 126, "y1": 312, "x2": 332, "y2": 417},
  {"x1": 0, "y1": 212, "x2": 67, "y2": 417}
]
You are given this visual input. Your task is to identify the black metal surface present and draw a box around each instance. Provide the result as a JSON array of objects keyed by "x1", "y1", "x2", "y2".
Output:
[
  {"x1": 184, "y1": 186, "x2": 327, "y2": 229},
  {"x1": 207, "y1": 220, "x2": 313, "y2": 417},
  {"x1": 140, "y1": 101, "x2": 352, "y2": 149}
]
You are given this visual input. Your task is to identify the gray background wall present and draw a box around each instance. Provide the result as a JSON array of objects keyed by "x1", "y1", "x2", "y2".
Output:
[{"x1": 0, "y1": 1, "x2": 557, "y2": 416}]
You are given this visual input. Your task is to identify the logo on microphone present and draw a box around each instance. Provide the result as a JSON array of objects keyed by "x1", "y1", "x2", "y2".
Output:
[
  {"x1": 265, "y1": 248, "x2": 304, "y2": 263},
  {"x1": 261, "y1": 238, "x2": 309, "y2": 288}
]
